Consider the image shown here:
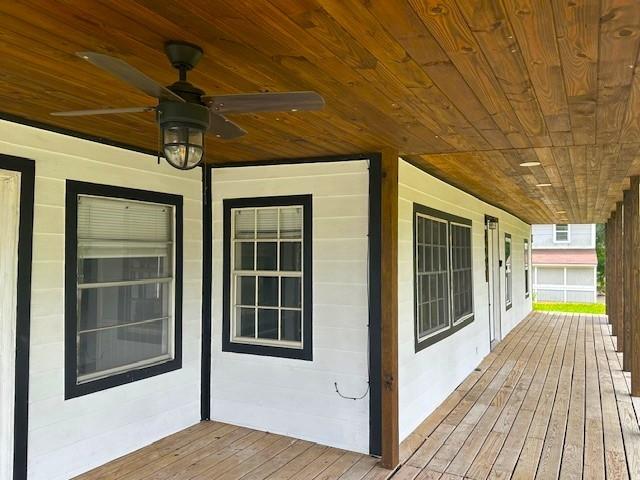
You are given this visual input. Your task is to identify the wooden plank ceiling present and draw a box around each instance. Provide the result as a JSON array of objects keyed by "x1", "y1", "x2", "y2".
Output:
[{"x1": 1, "y1": 0, "x2": 640, "y2": 223}]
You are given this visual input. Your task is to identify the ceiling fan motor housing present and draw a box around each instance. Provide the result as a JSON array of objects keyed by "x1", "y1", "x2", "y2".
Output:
[{"x1": 157, "y1": 101, "x2": 209, "y2": 131}]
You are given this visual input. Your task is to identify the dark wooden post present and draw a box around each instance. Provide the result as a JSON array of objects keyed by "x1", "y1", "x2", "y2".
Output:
[
  {"x1": 605, "y1": 217, "x2": 611, "y2": 319},
  {"x1": 380, "y1": 149, "x2": 399, "y2": 468},
  {"x1": 604, "y1": 217, "x2": 611, "y2": 323},
  {"x1": 624, "y1": 189, "x2": 634, "y2": 371},
  {"x1": 610, "y1": 211, "x2": 618, "y2": 337},
  {"x1": 616, "y1": 201, "x2": 625, "y2": 353},
  {"x1": 631, "y1": 177, "x2": 640, "y2": 396}
]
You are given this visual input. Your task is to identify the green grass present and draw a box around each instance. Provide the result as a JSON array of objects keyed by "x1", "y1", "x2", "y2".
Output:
[{"x1": 533, "y1": 302, "x2": 605, "y2": 314}]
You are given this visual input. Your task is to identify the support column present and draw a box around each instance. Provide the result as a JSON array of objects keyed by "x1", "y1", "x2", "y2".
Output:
[
  {"x1": 624, "y1": 188, "x2": 634, "y2": 371},
  {"x1": 610, "y1": 211, "x2": 618, "y2": 337},
  {"x1": 380, "y1": 149, "x2": 399, "y2": 469},
  {"x1": 615, "y1": 201, "x2": 625, "y2": 353},
  {"x1": 630, "y1": 177, "x2": 640, "y2": 396},
  {"x1": 605, "y1": 217, "x2": 611, "y2": 319}
]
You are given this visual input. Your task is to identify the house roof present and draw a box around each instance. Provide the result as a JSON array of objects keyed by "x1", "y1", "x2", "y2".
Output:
[{"x1": 532, "y1": 249, "x2": 598, "y2": 266}]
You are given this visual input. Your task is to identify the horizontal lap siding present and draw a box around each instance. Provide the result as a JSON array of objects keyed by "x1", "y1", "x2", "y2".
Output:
[
  {"x1": 211, "y1": 161, "x2": 370, "y2": 453},
  {"x1": 0, "y1": 121, "x2": 202, "y2": 480},
  {"x1": 397, "y1": 159, "x2": 532, "y2": 441},
  {"x1": 531, "y1": 224, "x2": 595, "y2": 248}
]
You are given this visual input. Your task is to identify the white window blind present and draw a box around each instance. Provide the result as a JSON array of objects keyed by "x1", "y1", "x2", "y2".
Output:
[{"x1": 77, "y1": 196, "x2": 172, "y2": 259}]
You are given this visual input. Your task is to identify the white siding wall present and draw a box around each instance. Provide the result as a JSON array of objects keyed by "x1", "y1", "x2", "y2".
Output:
[
  {"x1": 211, "y1": 160, "x2": 371, "y2": 453},
  {"x1": 532, "y1": 224, "x2": 595, "y2": 248},
  {"x1": 0, "y1": 121, "x2": 203, "y2": 480},
  {"x1": 398, "y1": 160, "x2": 532, "y2": 441}
]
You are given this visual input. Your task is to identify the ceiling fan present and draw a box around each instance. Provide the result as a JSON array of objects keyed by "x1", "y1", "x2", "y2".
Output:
[{"x1": 51, "y1": 42, "x2": 325, "y2": 170}]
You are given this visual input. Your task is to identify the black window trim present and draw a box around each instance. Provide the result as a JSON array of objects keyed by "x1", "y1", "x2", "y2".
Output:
[
  {"x1": 65, "y1": 180, "x2": 183, "y2": 399},
  {"x1": 505, "y1": 232, "x2": 513, "y2": 311},
  {"x1": 222, "y1": 194, "x2": 313, "y2": 361},
  {"x1": 413, "y1": 203, "x2": 474, "y2": 352}
]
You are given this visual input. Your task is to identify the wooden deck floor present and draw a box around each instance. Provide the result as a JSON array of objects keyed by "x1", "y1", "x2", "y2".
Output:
[
  {"x1": 75, "y1": 312, "x2": 640, "y2": 480},
  {"x1": 74, "y1": 421, "x2": 389, "y2": 480},
  {"x1": 396, "y1": 312, "x2": 640, "y2": 480}
]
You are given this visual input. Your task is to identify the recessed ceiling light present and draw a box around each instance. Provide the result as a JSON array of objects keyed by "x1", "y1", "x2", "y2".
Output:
[
  {"x1": 537, "y1": 183, "x2": 552, "y2": 187},
  {"x1": 520, "y1": 161, "x2": 541, "y2": 167},
  {"x1": 291, "y1": 108, "x2": 298, "y2": 112},
  {"x1": 557, "y1": 210, "x2": 566, "y2": 214}
]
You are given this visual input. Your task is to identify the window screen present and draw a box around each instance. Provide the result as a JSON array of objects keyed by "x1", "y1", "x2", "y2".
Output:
[
  {"x1": 231, "y1": 205, "x2": 304, "y2": 347},
  {"x1": 415, "y1": 215, "x2": 450, "y2": 338},
  {"x1": 75, "y1": 196, "x2": 174, "y2": 383},
  {"x1": 505, "y1": 234, "x2": 513, "y2": 308},
  {"x1": 451, "y1": 223, "x2": 473, "y2": 322}
]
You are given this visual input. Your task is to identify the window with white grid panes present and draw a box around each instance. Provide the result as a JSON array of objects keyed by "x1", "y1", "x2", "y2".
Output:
[
  {"x1": 231, "y1": 205, "x2": 304, "y2": 348},
  {"x1": 414, "y1": 203, "x2": 475, "y2": 351},
  {"x1": 415, "y1": 214, "x2": 450, "y2": 339},
  {"x1": 450, "y1": 222, "x2": 473, "y2": 323}
]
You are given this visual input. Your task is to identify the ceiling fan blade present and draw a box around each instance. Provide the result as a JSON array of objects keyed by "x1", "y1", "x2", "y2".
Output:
[
  {"x1": 208, "y1": 112, "x2": 247, "y2": 140},
  {"x1": 76, "y1": 52, "x2": 184, "y2": 103},
  {"x1": 204, "y1": 91, "x2": 325, "y2": 114},
  {"x1": 51, "y1": 106, "x2": 156, "y2": 117}
]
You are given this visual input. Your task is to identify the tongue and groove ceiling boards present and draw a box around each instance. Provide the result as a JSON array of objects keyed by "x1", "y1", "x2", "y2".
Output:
[{"x1": 1, "y1": 0, "x2": 639, "y2": 223}]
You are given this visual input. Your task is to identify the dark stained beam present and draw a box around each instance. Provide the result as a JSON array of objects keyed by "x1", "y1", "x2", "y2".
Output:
[
  {"x1": 380, "y1": 148, "x2": 399, "y2": 469},
  {"x1": 630, "y1": 177, "x2": 640, "y2": 396},
  {"x1": 615, "y1": 201, "x2": 624, "y2": 353},
  {"x1": 623, "y1": 188, "x2": 634, "y2": 371}
]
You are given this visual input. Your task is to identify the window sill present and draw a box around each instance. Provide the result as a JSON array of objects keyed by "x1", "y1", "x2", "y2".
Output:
[
  {"x1": 415, "y1": 314, "x2": 474, "y2": 353},
  {"x1": 65, "y1": 356, "x2": 181, "y2": 399},
  {"x1": 223, "y1": 339, "x2": 312, "y2": 360}
]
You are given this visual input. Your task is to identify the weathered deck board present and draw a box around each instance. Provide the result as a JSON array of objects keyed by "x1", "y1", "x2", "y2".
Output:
[
  {"x1": 76, "y1": 312, "x2": 638, "y2": 480},
  {"x1": 75, "y1": 424, "x2": 387, "y2": 480},
  {"x1": 399, "y1": 312, "x2": 639, "y2": 480}
]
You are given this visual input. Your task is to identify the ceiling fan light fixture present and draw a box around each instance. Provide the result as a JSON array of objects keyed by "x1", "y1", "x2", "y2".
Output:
[{"x1": 157, "y1": 101, "x2": 209, "y2": 170}]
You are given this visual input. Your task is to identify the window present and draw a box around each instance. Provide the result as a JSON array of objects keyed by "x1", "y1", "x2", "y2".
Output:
[
  {"x1": 505, "y1": 233, "x2": 512, "y2": 310},
  {"x1": 415, "y1": 214, "x2": 449, "y2": 338},
  {"x1": 451, "y1": 223, "x2": 473, "y2": 322},
  {"x1": 554, "y1": 224, "x2": 570, "y2": 243},
  {"x1": 65, "y1": 181, "x2": 182, "y2": 399},
  {"x1": 223, "y1": 195, "x2": 312, "y2": 360},
  {"x1": 414, "y1": 204, "x2": 474, "y2": 351},
  {"x1": 524, "y1": 238, "x2": 530, "y2": 298}
]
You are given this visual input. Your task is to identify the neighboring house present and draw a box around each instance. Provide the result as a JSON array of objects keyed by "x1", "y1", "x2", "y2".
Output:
[{"x1": 532, "y1": 224, "x2": 598, "y2": 303}]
